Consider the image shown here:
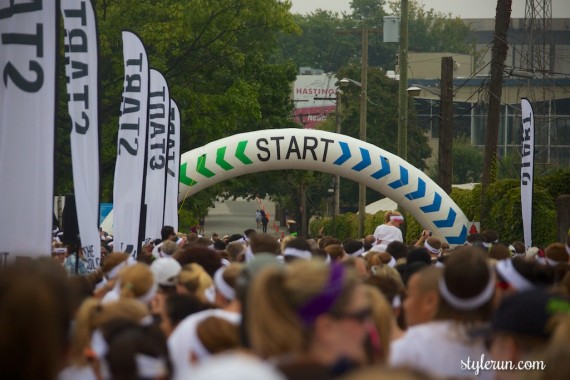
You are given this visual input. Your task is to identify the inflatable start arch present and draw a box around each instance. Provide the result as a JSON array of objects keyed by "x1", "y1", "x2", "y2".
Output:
[{"x1": 179, "y1": 129, "x2": 468, "y2": 244}]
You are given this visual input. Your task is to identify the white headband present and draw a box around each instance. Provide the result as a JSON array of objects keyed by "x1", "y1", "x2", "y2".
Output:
[
  {"x1": 53, "y1": 247, "x2": 67, "y2": 254},
  {"x1": 325, "y1": 254, "x2": 331, "y2": 264},
  {"x1": 349, "y1": 247, "x2": 365, "y2": 257},
  {"x1": 283, "y1": 247, "x2": 312, "y2": 260},
  {"x1": 536, "y1": 256, "x2": 561, "y2": 266},
  {"x1": 390, "y1": 215, "x2": 404, "y2": 222},
  {"x1": 137, "y1": 282, "x2": 158, "y2": 305},
  {"x1": 438, "y1": 269, "x2": 495, "y2": 311},
  {"x1": 136, "y1": 354, "x2": 168, "y2": 378},
  {"x1": 566, "y1": 245, "x2": 570, "y2": 256},
  {"x1": 434, "y1": 260, "x2": 445, "y2": 268},
  {"x1": 495, "y1": 259, "x2": 534, "y2": 291},
  {"x1": 424, "y1": 241, "x2": 441, "y2": 255},
  {"x1": 392, "y1": 295, "x2": 401, "y2": 308},
  {"x1": 387, "y1": 256, "x2": 396, "y2": 267},
  {"x1": 221, "y1": 258, "x2": 231, "y2": 267},
  {"x1": 189, "y1": 329, "x2": 211, "y2": 360},
  {"x1": 245, "y1": 246, "x2": 255, "y2": 262},
  {"x1": 105, "y1": 261, "x2": 127, "y2": 280},
  {"x1": 91, "y1": 329, "x2": 108, "y2": 359},
  {"x1": 214, "y1": 267, "x2": 235, "y2": 301},
  {"x1": 205, "y1": 285, "x2": 216, "y2": 303}
]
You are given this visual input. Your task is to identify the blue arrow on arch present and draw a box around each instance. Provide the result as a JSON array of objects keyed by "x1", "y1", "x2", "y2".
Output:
[
  {"x1": 446, "y1": 225, "x2": 468, "y2": 245},
  {"x1": 371, "y1": 156, "x2": 390, "y2": 179},
  {"x1": 433, "y1": 208, "x2": 457, "y2": 228},
  {"x1": 333, "y1": 142, "x2": 351, "y2": 165},
  {"x1": 420, "y1": 192, "x2": 442, "y2": 213},
  {"x1": 405, "y1": 178, "x2": 426, "y2": 200},
  {"x1": 388, "y1": 165, "x2": 409, "y2": 189},
  {"x1": 352, "y1": 148, "x2": 371, "y2": 171}
]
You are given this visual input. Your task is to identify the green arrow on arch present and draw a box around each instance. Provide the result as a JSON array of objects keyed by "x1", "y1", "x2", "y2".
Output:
[
  {"x1": 179, "y1": 162, "x2": 197, "y2": 186},
  {"x1": 235, "y1": 140, "x2": 253, "y2": 164},
  {"x1": 197, "y1": 154, "x2": 215, "y2": 178},
  {"x1": 216, "y1": 146, "x2": 234, "y2": 171}
]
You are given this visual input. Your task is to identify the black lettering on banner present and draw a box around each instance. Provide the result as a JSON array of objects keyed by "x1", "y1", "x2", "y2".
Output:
[
  {"x1": 303, "y1": 137, "x2": 318, "y2": 160},
  {"x1": 69, "y1": 60, "x2": 88, "y2": 80},
  {"x1": 121, "y1": 96, "x2": 140, "y2": 115},
  {"x1": 270, "y1": 136, "x2": 285, "y2": 160},
  {"x1": 256, "y1": 138, "x2": 270, "y2": 161},
  {"x1": 67, "y1": 28, "x2": 87, "y2": 53},
  {"x1": 149, "y1": 121, "x2": 165, "y2": 139},
  {"x1": 0, "y1": 0, "x2": 42, "y2": 20},
  {"x1": 63, "y1": 1, "x2": 86, "y2": 25},
  {"x1": 126, "y1": 54, "x2": 143, "y2": 71},
  {"x1": 124, "y1": 73, "x2": 141, "y2": 93},
  {"x1": 285, "y1": 136, "x2": 301, "y2": 160},
  {"x1": 1, "y1": 23, "x2": 44, "y2": 92},
  {"x1": 522, "y1": 143, "x2": 531, "y2": 157},
  {"x1": 119, "y1": 137, "x2": 138, "y2": 155},
  {"x1": 319, "y1": 138, "x2": 334, "y2": 162},
  {"x1": 150, "y1": 140, "x2": 166, "y2": 169},
  {"x1": 74, "y1": 112, "x2": 89, "y2": 134},
  {"x1": 522, "y1": 172, "x2": 531, "y2": 186}
]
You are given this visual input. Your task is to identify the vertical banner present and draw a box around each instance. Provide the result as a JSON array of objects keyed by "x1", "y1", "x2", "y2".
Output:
[
  {"x1": 144, "y1": 69, "x2": 170, "y2": 241},
  {"x1": 61, "y1": 0, "x2": 100, "y2": 270},
  {"x1": 521, "y1": 98, "x2": 534, "y2": 248},
  {"x1": 0, "y1": 2, "x2": 57, "y2": 260},
  {"x1": 113, "y1": 31, "x2": 149, "y2": 258},
  {"x1": 163, "y1": 100, "x2": 180, "y2": 229}
]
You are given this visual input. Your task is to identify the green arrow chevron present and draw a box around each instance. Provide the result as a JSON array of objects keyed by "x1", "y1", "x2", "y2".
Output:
[
  {"x1": 197, "y1": 154, "x2": 215, "y2": 178},
  {"x1": 235, "y1": 140, "x2": 253, "y2": 164},
  {"x1": 179, "y1": 162, "x2": 197, "y2": 186},
  {"x1": 216, "y1": 146, "x2": 234, "y2": 171}
]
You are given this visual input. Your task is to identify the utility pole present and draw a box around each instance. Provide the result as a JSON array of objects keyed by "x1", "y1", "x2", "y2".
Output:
[
  {"x1": 398, "y1": 0, "x2": 409, "y2": 161},
  {"x1": 439, "y1": 57, "x2": 454, "y2": 194},
  {"x1": 481, "y1": 0, "x2": 512, "y2": 225},
  {"x1": 334, "y1": 90, "x2": 341, "y2": 217},
  {"x1": 358, "y1": 26, "x2": 368, "y2": 238}
]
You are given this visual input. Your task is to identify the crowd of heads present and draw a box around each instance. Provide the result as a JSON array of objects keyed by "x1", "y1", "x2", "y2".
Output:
[{"x1": 3, "y1": 218, "x2": 570, "y2": 380}]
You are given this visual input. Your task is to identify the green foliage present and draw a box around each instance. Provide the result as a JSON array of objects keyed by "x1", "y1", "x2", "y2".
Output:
[
  {"x1": 388, "y1": 0, "x2": 474, "y2": 54},
  {"x1": 452, "y1": 138, "x2": 484, "y2": 183}
]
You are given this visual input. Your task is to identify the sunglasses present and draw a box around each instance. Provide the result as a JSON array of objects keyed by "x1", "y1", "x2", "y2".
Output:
[{"x1": 330, "y1": 307, "x2": 373, "y2": 323}]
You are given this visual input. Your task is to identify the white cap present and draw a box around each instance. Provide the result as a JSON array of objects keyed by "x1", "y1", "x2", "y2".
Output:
[
  {"x1": 189, "y1": 354, "x2": 286, "y2": 380},
  {"x1": 150, "y1": 257, "x2": 182, "y2": 286}
]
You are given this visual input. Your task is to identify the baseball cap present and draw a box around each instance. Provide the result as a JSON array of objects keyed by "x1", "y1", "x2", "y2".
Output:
[
  {"x1": 150, "y1": 257, "x2": 182, "y2": 287},
  {"x1": 492, "y1": 289, "x2": 570, "y2": 339}
]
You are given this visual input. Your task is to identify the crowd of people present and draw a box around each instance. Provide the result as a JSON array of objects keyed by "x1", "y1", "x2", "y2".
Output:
[{"x1": 2, "y1": 212, "x2": 570, "y2": 380}]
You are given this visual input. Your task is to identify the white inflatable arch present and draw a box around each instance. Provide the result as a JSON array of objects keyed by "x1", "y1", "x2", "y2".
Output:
[{"x1": 179, "y1": 129, "x2": 468, "y2": 244}]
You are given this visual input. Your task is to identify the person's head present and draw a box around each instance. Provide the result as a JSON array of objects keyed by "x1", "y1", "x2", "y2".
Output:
[
  {"x1": 386, "y1": 241, "x2": 408, "y2": 261},
  {"x1": 482, "y1": 230, "x2": 499, "y2": 245},
  {"x1": 545, "y1": 243, "x2": 568, "y2": 265},
  {"x1": 250, "y1": 233, "x2": 280, "y2": 255},
  {"x1": 160, "y1": 240, "x2": 179, "y2": 256},
  {"x1": 161, "y1": 225, "x2": 176, "y2": 242},
  {"x1": 435, "y1": 247, "x2": 495, "y2": 324},
  {"x1": 163, "y1": 294, "x2": 209, "y2": 336},
  {"x1": 150, "y1": 257, "x2": 182, "y2": 289},
  {"x1": 363, "y1": 235, "x2": 376, "y2": 251},
  {"x1": 244, "y1": 229, "x2": 256, "y2": 239},
  {"x1": 283, "y1": 237, "x2": 313, "y2": 263},
  {"x1": 248, "y1": 261, "x2": 370, "y2": 365},
  {"x1": 324, "y1": 244, "x2": 346, "y2": 262},
  {"x1": 494, "y1": 257, "x2": 555, "y2": 306},
  {"x1": 191, "y1": 316, "x2": 240, "y2": 363},
  {"x1": 361, "y1": 285, "x2": 392, "y2": 364},
  {"x1": 407, "y1": 247, "x2": 432, "y2": 266},
  {"x1": 174, "y1": 246, "x2": 222, "y2": 278},
  {"x1": 118, "y1": 263, "x2": 156, "y2": 305},
  {"x1": 0, "y1": 259, "x2": 72, "y2": 380},
  {"x1": 489, "y1": 289, "x2": 570, "y2": 380},
  {"x1": 344, "y1": 239, "x2": 365, "y2": 258},
  {"x1": 511, "y1": 241, "x2": 526, "y2": 257},
  {"x1": 384, "y1": 210, "x2": 404, "y2": 226},
  {"x1": 403, "y1": 267, "x2": 442, "y2": 327},
  {"x1": 70, "y1": 297, "x2": 150, "y2": 366},
  {"x1": 102, "y1": 252, "x2": 131, "y2": 280},
  {"x1": 212, "y1": 263, "x2": 242, "y2": 308},
  {"x1": 99, "y1": 318, "x2": 171, "y2": 380},
  {"x1": 52, "y1": 246, "x2": 67, "y2": 264},
  {"x1": 423, "y1": 236, "x2": 442, "y2": 257},
  {"x1": 176, "y1": 263, "x2": 213, "y2": 304},
  {"x1": 489, "y1": 243, "x2": 512, "y2": 261}
]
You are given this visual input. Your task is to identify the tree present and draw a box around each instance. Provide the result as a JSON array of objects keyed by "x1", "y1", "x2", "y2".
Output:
[{"x1": 55, "y1": 0, "x2": 300, "y2": 207}]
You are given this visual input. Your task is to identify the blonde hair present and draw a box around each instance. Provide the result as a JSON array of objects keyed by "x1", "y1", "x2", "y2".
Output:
[
  {"x1": 362, "y1": 285, "x2": 392, "y2": 363},
  {"x1": 70, "y1": 297, "x2": 149, "y2": 366},
  {"x1": 280, "y1": 236, "x2": 294, "y2": 254},
  {"x1": 196, "y1": 316, "x2": 240, "y2": 355},
  {"x1": 117, "y1": 263, "x2": 154, "y2": 299},
  {"x1": 384, "y1": 210, "x2": 402, "y2": 223},
  {"x1": 177, "y1": 263, "x2": 212, "y2": 303},
  {"x1": 101, "y1": 252, "x2": 130, "y2": 275},
  {"x1": 248, "y1": 260, "x2": 359, "y2": 358}
]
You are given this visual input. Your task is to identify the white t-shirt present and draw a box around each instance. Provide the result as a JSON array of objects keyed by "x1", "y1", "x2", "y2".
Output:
[
  {"x1": 372, "y1": 224, "x2": 403, "y2": 252},
  {"x1": 168, "y1": 309, "x2": 241, "y2": 380},
  {"x1": 390, "y1": 320, "x2": 492, "y2": 379}
]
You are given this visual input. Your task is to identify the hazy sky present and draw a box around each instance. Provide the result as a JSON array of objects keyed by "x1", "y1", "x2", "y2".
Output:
[{"x1": 289, "y1": 0, "x2": 570, "y2": 19}]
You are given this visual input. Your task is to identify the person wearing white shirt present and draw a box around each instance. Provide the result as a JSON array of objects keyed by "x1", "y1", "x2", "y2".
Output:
[{"x1": 372, "y1": 211, "x2": 404, "y2": 253}]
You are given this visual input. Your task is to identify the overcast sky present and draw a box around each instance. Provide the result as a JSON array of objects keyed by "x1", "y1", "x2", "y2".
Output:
[{"x1": 289, "y1": 0, "x2": 570, "y2": 19}]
